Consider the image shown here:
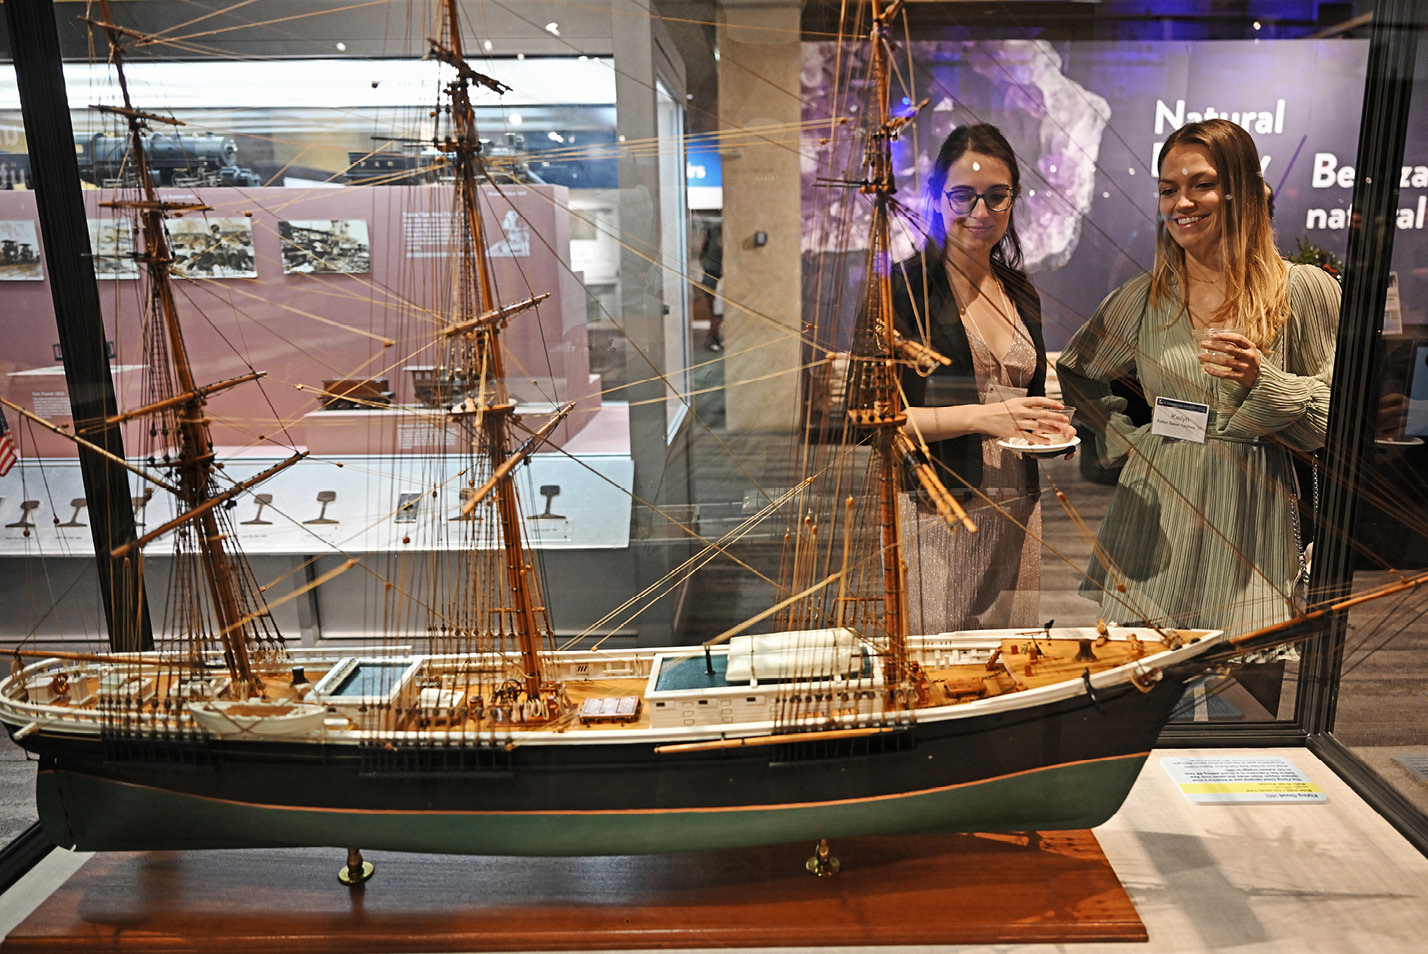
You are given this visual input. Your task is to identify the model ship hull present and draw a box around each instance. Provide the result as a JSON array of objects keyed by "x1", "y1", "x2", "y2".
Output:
[{"x1": 5, "y1": 629, "x2": 1216, "y2": 856}]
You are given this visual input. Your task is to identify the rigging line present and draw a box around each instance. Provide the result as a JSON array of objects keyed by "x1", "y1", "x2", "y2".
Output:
[
  {"x1": 825, "y1": 33, "x2": 1161, "y2": 271},
  {"x1": 336, "y1": 160, "x2": 444, "y2": 189},
  {"x1": 703, "y1": 573, "x2": 845, "y2": 649},
  {"x1": 1069, "y1": 428, "x2": 1298, "y2": 620},
  {"x1": 82, "y1": 0, "x2": 423, "y2": 63},
  {"x1": 868, "y1": 0, "x2": 1159, "y2": 219},
  {"x1": 1337, "y1": 593, "x2": 1428, "y2": 681},
  {"x1": 224, "y1": 252, "x2": 389, "y2": 316},
  {"x1": 143, "y1": 0, "x2": 269, "y2": 42},
  {"x1": 154, "y1": 277, "x2": 318, "y2": 456},
  {"x1": 256, "y1": 117, "x2": 371, "y2": 188},
  {"x1": 483, "y1": 0, "x2": 813, "y2": 165},
  {"x1": 455, "y1": 156, "x2": 843, "y2": 398},
  {"x1": 1, "y1": 434, "x2": 116, "y2": 650},
  {"x1": 567, "y1": 479, "x2": 819, "y2": 650},
  {"x1": 602, "y1": 341, "x2": 811, "y2": 405},
  {"x1": 140, "y1": 0, "x2": 394, "y2": 46},
  {"x1": 1047, "y1": 484, "x2": 1162, "y2": 623},
  {"x1": 165, "y1": 274, "x2": 428, "y2": 394},
  {"x1": 1224, "y1": 570, "x2": 1428, "y2": 652},
  {"x1": 216, "y1": 558, "x2": 359, "y2": 645},
  {"x1": 194, "y1": 277, "x2": 398, "y2": 348},
  {"x1": 112, "y1": 453, "x2": 310, "y2": 559},
  {"x1": 518, "y1": 119, "x2": 837, "y2": 156},
  {"x1": 16, "y1": 556, "x2": 99, "y2": 651},
  {"x1": 947, "y1": 39, "x2": 1156, "y2": 227},
  {"x1": 441, "y1": 180, "x2": 562, "y2": 390},
  {"x1": 214, "y1": 450, "x2": 516, "y2": 615},
  {"x1": 0, "y1": 399, "x2": 179, "y2": 497},
  {"x1": 829, "y1": 0, "x2": 858, "y2": 145},
  {"x1": 432, "y1": 198, "x2": 718, "y2": 428},
  {"x1": 891, "y1": 372, "x2": 1175, "y2": 628},
  {"x1": 1057, "y1": 379, "x2": 1340, "y2": 601}
]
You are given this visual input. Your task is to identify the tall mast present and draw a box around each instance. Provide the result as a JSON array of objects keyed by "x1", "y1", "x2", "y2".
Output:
[
  {"x1": 845, "y1": 1, "x2": 910, "y2": 687},
  {"x1": 436, "y1": 0, "x2": 551, "y2": 704},
  {"x1": 88, "y1": 0, "x2": 285, "y2": 696}
]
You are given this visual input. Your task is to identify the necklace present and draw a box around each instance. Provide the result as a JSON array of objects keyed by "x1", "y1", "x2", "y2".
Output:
[
  {"x1": 1184, "y1": 268, "x2": 1229, "y2": 329},
  {"x1": 950, "y1": 270, "x2": 1025, "y2": 374},
  {"x1": 945, "y1": 261, "x2": 1013, "y2": 323}
]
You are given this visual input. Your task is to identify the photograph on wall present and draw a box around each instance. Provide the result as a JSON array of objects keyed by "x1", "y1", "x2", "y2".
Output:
[
  {"x1": 278, "y1": 218, "x2": 372, "y2": 274},
  {"x1": 0, "y1": 220, "x2": 43, "y2": 281},
  {"x1": 167, "y1": 216, "x2": 257, "y2": 279},
  {"x1": 88, "y1": 218, "x2": 139, "y2": 280}
]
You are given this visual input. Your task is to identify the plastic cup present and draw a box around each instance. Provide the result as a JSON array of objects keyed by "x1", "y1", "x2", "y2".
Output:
[
  {"x1": 1195, "y1": 326, "x2": 1246, "y2": 354},
  {"x1": 1029, "y1": 406, "x2": 1075, "y2": 444}
]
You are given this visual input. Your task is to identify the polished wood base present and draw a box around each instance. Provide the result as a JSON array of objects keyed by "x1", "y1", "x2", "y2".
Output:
[{"x1": 2, "y1": 831, "x2": 1145, "y2": 951}]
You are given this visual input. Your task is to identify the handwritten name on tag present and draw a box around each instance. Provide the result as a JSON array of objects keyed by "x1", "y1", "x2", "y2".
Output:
[{"x1": 1151, "y1": 397, "x2": 1210, "y2": 444}]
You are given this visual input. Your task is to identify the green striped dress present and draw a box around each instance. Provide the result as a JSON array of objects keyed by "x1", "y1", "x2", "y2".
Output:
[{"x1": 1055, "y1": 264, "x2": 1340, "y2": 635}]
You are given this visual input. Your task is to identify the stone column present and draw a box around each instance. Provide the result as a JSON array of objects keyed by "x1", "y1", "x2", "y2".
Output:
[{"x1": 717, "y1": 0, "x2": 803, "y2": 431}]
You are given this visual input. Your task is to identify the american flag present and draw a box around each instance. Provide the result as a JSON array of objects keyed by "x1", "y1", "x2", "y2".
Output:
[{"x1": 0, "y1": 410, "x2": 17, "y2": 477}]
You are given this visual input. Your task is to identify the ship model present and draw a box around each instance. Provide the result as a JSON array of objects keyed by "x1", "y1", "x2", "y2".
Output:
[{"x1": 2, "y1": 0, "x2": 1418, "y2": 882}]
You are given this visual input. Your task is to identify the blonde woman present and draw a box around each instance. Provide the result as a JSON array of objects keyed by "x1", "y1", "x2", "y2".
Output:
[{"x1": 1057, "y1": 118, "x2": 1339, "y2": 633}]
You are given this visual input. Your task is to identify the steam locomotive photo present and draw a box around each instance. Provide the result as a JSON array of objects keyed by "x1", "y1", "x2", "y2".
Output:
[{"x1": 1, "y1": 130, "x2": 262, "y2": 189}]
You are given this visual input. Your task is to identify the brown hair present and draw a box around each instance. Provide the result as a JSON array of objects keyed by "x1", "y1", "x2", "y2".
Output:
[
  {"x1": 1149, "y1": 118, "x2": 1287, "y2": 346},
  {"x1": 924, "y1": 123, "x2": 1024, "y2": 274}
]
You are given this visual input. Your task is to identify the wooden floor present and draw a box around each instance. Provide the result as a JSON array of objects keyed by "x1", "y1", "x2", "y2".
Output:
[{"x1": 3, "y1": 747, "x2": 1426, "y2": 953}]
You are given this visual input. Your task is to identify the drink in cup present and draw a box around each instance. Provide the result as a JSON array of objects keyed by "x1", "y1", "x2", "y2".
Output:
[
  {"x1": 1195, "y1": 326, "x2": 1246, "y2": 358},
  {"x1": 1030, "y1": 405, "x2": 1075, "y2": 444}
]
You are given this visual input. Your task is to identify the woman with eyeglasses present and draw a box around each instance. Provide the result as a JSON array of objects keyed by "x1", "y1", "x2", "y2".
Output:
[
  {"x1": 893, "y1": 123, "x2": 1073, "y2": 632},
  {"x1": 1056, "y1": 118, "x2": 1338, "y2": 635}
]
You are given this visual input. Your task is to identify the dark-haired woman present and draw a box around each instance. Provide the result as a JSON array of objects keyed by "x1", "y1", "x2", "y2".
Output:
[
  {"x1": 894, "y1": 123, "x2": 1073, "y2": 633},
  {"x1": 1057, "y1": 118, "x2": 1339, "y2": 634}
]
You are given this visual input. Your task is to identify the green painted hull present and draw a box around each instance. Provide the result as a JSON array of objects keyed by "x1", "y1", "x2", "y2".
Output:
[{"x1": 38, "y1": 753, "x2": 1148, "y2": 856}]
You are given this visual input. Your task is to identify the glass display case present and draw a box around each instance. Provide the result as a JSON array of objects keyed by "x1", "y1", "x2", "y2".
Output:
[{"x1": 0, "y1": 0, "x2": 1424, "y2": 889}]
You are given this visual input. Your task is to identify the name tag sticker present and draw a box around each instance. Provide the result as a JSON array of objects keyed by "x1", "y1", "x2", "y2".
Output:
[{"x1": 1151, "y1": 397, "x2": 1210, "y2": 443}]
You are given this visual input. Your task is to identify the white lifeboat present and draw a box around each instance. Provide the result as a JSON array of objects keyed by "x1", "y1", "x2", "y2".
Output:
[{"x1": 188, "y1": 699, "x2": 329, "y2": 737}]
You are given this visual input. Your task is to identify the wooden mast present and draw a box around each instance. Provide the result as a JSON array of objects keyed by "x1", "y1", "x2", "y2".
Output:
[
  {"x1": 848, "y1": 1, "x2": 911, "y2": 690},
  {"x1": 437, "y1": 0, "x2": 552, "y2": 706},
  {"x1": 89, "y1": 0, "x2": 269, "y2": 696}
]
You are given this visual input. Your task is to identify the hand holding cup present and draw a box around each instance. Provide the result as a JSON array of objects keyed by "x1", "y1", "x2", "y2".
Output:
[
  {"x1": 1196, "y1": 327, "x2": 1260, "y2": 386},
  {"x1": 1028, "y1": 405, "x2": 1076, "y2": 445}
]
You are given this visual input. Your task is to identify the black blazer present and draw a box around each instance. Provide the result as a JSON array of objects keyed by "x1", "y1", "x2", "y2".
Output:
[{"x1": 890, "y1": 249, "x2": 1049, "y2": 496}]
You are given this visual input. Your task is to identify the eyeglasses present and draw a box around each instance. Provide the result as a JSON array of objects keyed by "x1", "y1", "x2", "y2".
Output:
[{"x1": 944, "y1": 186, "x2": 1017, "y2": 215}]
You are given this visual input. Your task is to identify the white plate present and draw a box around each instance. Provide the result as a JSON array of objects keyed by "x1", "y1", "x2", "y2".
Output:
[{"x1": 996, "y1": 435, "x2": 1081, "y2": 455}]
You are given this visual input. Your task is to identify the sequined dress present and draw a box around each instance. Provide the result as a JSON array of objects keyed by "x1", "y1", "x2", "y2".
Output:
[{"x1": 901, "y1": 301, "x2": 1043, "y2": 633}]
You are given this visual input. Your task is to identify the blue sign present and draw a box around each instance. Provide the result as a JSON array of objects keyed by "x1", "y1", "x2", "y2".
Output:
[{"x1": 686, "y1": 143, "x2": 722, "y2": 189}]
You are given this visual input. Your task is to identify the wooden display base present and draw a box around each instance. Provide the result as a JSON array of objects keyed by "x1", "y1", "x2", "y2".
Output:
[{"x1": 3, "y1": 831, "x2": 1146, "y2": 952}]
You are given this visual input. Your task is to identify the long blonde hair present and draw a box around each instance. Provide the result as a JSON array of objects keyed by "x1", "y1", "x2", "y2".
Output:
[{"x1": 1148, "y1": 118, "x2": 1288, "y2": 347}]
